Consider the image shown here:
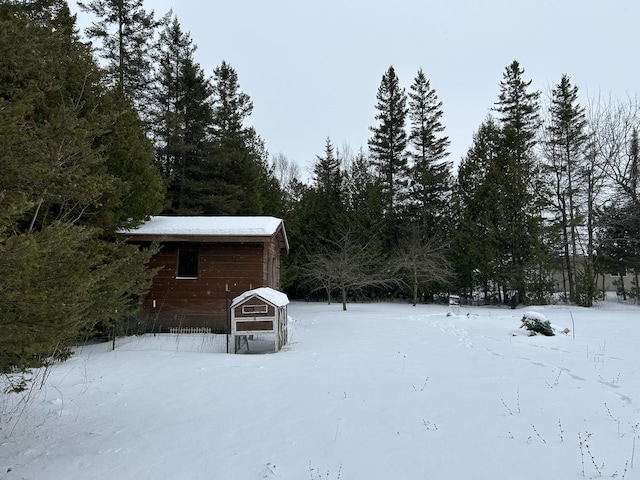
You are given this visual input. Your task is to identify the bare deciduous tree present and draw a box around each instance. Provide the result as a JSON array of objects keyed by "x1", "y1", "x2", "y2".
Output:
[
  {"x1": 392, "y1": 227, "x2": 453, "y2": 306},
  {"x1": 301, "y1": 233, "x2": 399, "y2": 311}
]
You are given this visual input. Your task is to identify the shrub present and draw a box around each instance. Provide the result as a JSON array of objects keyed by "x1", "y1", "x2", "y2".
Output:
[{"x1": 520, "y1": 315, "x2": 555, "y2": 336}]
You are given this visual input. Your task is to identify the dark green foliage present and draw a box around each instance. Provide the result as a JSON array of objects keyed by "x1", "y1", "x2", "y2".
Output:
[
  {"x1": 1, "y1": 0, "x2": 110, "y2": 232},
  {"x1": 490, "y1": 61, "x2": 545, "y2": 301},
  {"x1": 307, "y1": 138, "x2": 346, "y2": 246},
  {"x1": 543, "y1": 75, "x2": 590, "y2": 304},
  {"x1": 208, "y1": 61, "x2": 280, "y2": 215},
  {"x1": 342, "y1": 150, "x2": 385, "y2": 247},
  {"x1": 521, "y1": 316, "x2": 555, "y2": 336},
  {"x1": 78, "y1": 0, "x2": 159, "y2": 115},
  {"x1": 95, "y1": 94, "x2": 165, "y2": 230},
  {"x1": 368, "y1": 66, "x2": 409, "y2": 221},
  {"x1": 0, "y1": 223, "x2": 156, "y2": 372},
  {"x1": 575, "y1": 263, "x2": 596, "y2": 307},
  {"x1": 0, "y1": 1, "x2": 163, "y2": 373},
  {"x1": 452, "y1": 117, "x2": 503, "y2": 299},
  {"x1": 452, "y1": 60, "x2": 549, "y2": 304},
  {"x1": 154, "y1": 51, "x2": 281, "y2": 216},
  {"x1": 407, "y1": 69, "x2": 452, "y2": 237},
  {"x1": 153, "y1": 14, "x2": 216, "y2": 215}
]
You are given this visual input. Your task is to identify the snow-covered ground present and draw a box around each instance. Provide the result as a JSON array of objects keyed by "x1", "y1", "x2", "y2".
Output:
[{"x1": 2, "y1": 300, "x2": 639, "y2": 479}]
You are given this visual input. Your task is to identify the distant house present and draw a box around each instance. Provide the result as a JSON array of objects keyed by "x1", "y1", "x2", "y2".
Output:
[{"x1": 120, "y1": 216, "x2": 289, "y2": 333}]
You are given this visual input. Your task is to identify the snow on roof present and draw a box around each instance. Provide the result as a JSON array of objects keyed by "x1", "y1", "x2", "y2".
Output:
[
  {"x1": 231, "y1": 287, "x2": 290, "y2": 308},
  {"x1": 121, "y1": 216, "x2": 284, "y2": 237}
]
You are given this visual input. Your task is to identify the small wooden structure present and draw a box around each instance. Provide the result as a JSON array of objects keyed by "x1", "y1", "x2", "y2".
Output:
[
  {"x1": 229, "y1": 287, "x2": 289, "y2": 354},
  {"x1": 119, "y1": 216, "x2": 289, "y2": 333}
]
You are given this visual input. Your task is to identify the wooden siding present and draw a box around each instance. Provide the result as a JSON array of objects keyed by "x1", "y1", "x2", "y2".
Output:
[
  {"x1": 233, "y1": 298, "x2": 275, "y2": 318},
  {"x1": 236, "y1": 320, "x2": 274, "y2": 332},
  {"x1": 263, "y1": 236, "x2": 281, "y2": 289},
  {"x1": 141, "y1": 242, "x2": 266, "y2": 333}
]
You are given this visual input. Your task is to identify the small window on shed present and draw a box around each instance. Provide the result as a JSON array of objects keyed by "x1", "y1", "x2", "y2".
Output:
[
  {"x1": 242, "y1": 304, "x2": 268, "y2": 314},
  {"x1": 177, "y1": 250, "x2": 198, "y2": 278}
]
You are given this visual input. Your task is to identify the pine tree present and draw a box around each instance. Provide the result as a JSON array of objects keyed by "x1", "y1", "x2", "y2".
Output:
[
  {"x1": 368, "y1": 66, "x2": 409, "y2": 221},
  {"x1": 407, "y1": 68, "x2": 452, "y2": 236}
]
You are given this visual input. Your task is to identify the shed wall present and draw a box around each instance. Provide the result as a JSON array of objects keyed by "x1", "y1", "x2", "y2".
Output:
[{"x1": 142, "y1": 242, "x2": 265, "y2": 332}]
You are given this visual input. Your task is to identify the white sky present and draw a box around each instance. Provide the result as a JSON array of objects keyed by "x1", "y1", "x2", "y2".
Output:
[{"x1": 73, "y1": 0, "x2": 640, "y2": 181}]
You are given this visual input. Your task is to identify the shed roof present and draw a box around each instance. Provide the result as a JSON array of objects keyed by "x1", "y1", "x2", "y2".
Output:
[
  {"x1": 119, "y1": 216, "x2": 289, "y2": 251},
  {"x1": 231, "y1": 287, "x2": 290, "y2": 308}
]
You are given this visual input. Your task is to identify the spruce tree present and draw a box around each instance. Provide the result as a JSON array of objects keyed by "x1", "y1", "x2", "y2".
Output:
[
  {"x1": 452, "y1": 117, "x2": 503, "y2": 300},
  {"x1": 368, "y1": 66, "x2": 409, "y2": 221},
  {"x1": 153, "y1": 14, "x2": 216, "y2": 214},
  {"x1": 407, "y1": 68, "x2": 452, "y2": 237},
  {"x1": 78, "y1": 0, "x2": 159, "y2": 119},
  {"x1": 209, "y1": 61, "x2": 279, "y2": 215},
  {"x1": 491, "y1": 60, "x2": 544, "y2": 302},
  {"x1": 308, "y1": 137, "x2": 344, "y2": 244},
  {"x1": 543, "y1": 74, "x2": 589, "y2": 303},
  {"x1": 341, "y1": 149, "x2": 386, "y2": 262}
]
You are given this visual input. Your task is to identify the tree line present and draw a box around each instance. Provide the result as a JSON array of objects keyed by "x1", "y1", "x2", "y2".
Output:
[
  {"x1": 1, "y1": 0, "x2": 639, "y2": 375},
  {"x1": 286, "y1": 61, "x2": 639, "y2": 310}
]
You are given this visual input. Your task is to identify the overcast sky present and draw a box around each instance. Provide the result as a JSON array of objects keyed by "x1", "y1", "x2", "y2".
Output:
[{"x1": 74, "y1": 0, "x2": 640, "y2": 181}]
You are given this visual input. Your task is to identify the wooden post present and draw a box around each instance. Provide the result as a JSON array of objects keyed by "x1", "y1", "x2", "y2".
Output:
[{"x1": 225, "y1": 282, "x2": 230, "y2": 353}]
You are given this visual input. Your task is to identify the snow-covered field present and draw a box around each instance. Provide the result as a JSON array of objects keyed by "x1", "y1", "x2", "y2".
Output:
[{"x1": 2, "y1": 300, "x2": 639, "y2": 479}]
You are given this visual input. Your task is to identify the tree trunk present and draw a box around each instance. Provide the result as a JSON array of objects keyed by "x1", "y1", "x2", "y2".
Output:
[{"x1": 341, "y1": 285, "x2": 347, "y2": 311}]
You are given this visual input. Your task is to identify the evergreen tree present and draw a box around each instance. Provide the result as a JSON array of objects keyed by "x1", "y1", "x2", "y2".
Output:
[
  {"x1": 494, "y1": 60, "x2": 540, "y2": 159},
  {"x1": 491, "y1": 60, "x2": 544, "y2": 302},
  {"x1": 95, "y1": 93, "x2": 166, "y2": 230},
  {"x1": 78, "y1": 0, "x2": 159, "y2": 118},
  {"x1": 407, "y1": 68, "x2": 452, "y2": 236},
  {"x1": 343, "y1": 149, "x2": 385, "y2": 248},
  {"x1": 0, "y1": 1, "x2": 160, "y2": 374},
  {"x1": 368, "y1": 66, "x2": 409, "y2": 223},
  {"x1": 543, "y1": 74, "x2": 590, "y2": 303},
  {"x1": 153, "y1": 14, "x2": 215, "y2": 214},
  {"x1": 308, "y1": 137, "x2": 345, "y2": 244},
  {"x1": 451, "y1": 117, "x2": 503, "y2": 300},
  {"x1": 208, "y1": 61, "x2": 278, "y2": 215}
]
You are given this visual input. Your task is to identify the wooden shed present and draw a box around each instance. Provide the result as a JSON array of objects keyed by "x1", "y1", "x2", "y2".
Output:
[
  {"x1": 229, "y1": 287, "x2": 290, "y2": 353},
  {"x1": 120, "y1": 216, "x2": 289, "y2": 333}
]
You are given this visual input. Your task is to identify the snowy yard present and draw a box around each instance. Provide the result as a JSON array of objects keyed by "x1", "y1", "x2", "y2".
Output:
[{"x1": 2, "y1": 300, "x2": 639, "y2": 479}]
